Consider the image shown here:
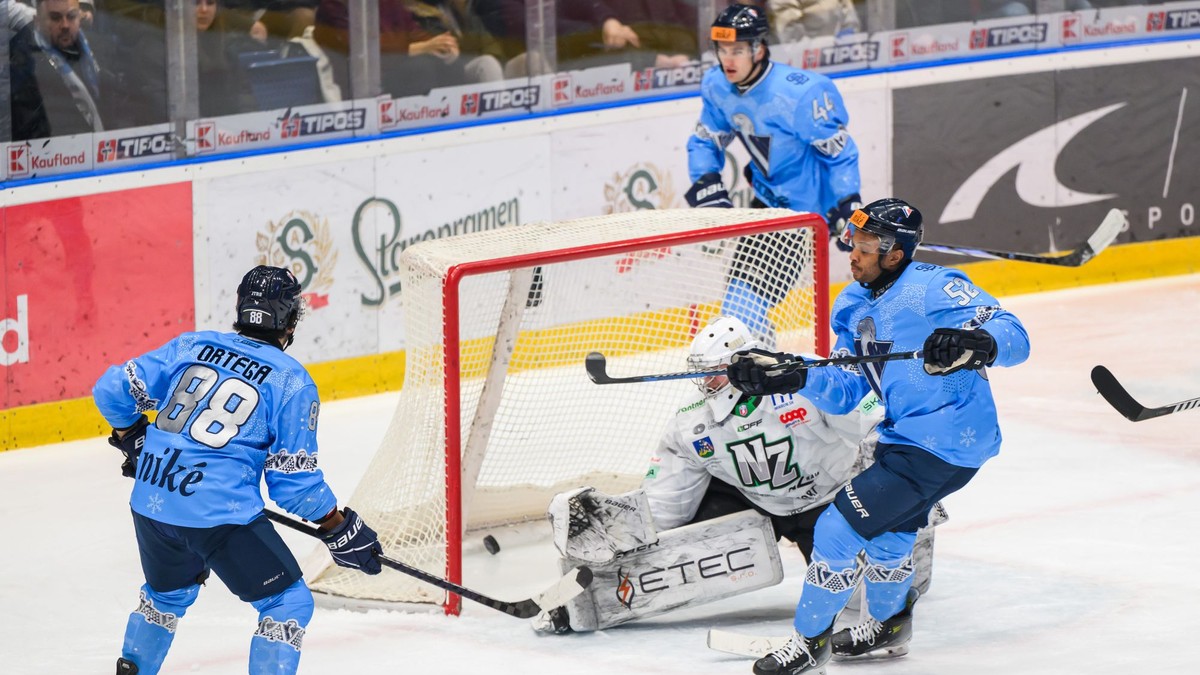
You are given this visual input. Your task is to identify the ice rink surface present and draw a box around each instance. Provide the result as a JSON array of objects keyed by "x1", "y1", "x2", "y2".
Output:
[{"x1": 3, "y1": 273, "x2": 1198, "y2": 675}]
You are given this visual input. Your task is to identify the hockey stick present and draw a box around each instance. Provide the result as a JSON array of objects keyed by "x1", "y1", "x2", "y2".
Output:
[
  {"x1": 1090, "y1": 365, "x2": 1200, "y2": 422},
  {"x1": 919, "y1": 208, "x2": 1124, "y2": 267},
  {"x1": 584, "y1": 350, "x2": 922, "y2": 385},
  {"x1": 707, "y1": 629, "x2": 790, "y2": 657},
  {"x1": 264, "y1": 509, "x2": 593, "y2": 619}
]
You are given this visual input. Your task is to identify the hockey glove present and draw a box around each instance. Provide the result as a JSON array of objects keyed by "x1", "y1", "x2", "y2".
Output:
[
  {"x1": 108, "y1": 414, "x2": 149, "y2": 478},
  {"x1": 825, "y1": 193, "x2": 862, "y2": 253},
  {"x1": 685, "y1": 172, "x2": 733, "y2": 208},
  {"x1": 320, "y1": 507, "x2": 383, "y2": 575},
  {"x1": 923, "y1": 328, "x2": 997, "y2": 376},
  {"x1": 726, "y1": 348, "x2": 807, "y2": 396}
]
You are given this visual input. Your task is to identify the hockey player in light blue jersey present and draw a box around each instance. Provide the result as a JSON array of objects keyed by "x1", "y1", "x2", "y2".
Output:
[
  {"x1": 94, "y1": 266, "x2": 383, "y2": 675},
  {"x1": 686, "y1": 3, "x2": 860, "y2": 218},
  {"x1": 685, "y1": 3, "x2": 862, "y2": 338},
  {"x1": 726, "y1": 198, "x2": 1030, "y2": 675}
]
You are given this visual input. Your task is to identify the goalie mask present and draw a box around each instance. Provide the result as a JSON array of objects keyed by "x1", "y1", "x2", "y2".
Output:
[{"x1": 687, "y1": 317, "x2": 760, "y2": 421}]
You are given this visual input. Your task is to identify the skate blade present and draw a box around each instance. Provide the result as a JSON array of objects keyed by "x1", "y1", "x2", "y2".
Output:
[{"x1": 832, "y1": 643, "x2": 909, "y2": 662}]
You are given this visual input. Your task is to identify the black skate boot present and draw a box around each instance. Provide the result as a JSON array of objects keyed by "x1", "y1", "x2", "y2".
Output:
[
  {"x1": 116, "y1": 657, "x2": 139, "y2": 674},
  {"x1": 831, "y1": 587, "x2": 919, "y2": 660},
  {"x1": 751, "y1": 627, "x2": 831, "y2": 675}
]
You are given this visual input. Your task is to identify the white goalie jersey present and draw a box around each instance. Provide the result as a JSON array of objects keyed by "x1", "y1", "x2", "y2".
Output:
[{"x1": 643, "y1": 390, "x2": 880, "y2": 530}]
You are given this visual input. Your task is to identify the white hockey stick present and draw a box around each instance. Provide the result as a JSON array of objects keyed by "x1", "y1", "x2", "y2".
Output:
[
  {"x1": 920, "y1": 208, "x2": 1124, "y2": 266},
  {"x1": 707, "y1": 629, "x2": 791, "y2": 657}
]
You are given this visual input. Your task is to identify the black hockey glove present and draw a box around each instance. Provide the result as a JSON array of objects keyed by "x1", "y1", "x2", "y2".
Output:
[
  {"x1": 320, "y1": 507, "x2": 383, "y2": 575},
  {"x1": 726, "y1": 348, "x2": 807, "y2": 396},
  {"x1": 685, "y1": 172, "x2": 733, "y2": 208},
  {"x1": 825, "y1": 193, "x2": 862, "y2": 253},
  {"x1": 923, "y1": 328, "x2": 997, "y2": 376},
  {"x1": 108, "y1": 414, "x2": 150, "y2": 478}
]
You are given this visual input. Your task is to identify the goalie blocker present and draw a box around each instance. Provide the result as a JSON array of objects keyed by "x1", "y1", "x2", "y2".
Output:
[{"x1": 541, "y1": 491, "x2": 784, "y2": 633}]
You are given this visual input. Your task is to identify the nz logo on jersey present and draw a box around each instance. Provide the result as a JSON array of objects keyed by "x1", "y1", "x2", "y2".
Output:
[
  {"x1": 855, "y1": 316, "x2": 893, "y2": 398},
  {"x1": 726, "y1": 435, "x2": 802, "y2": 489},
  {"x1": 731, "y1": 113, "x2": 771, "y2": 177}
]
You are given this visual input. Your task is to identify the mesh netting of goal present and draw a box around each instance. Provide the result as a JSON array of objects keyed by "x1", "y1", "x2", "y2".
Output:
[{"x1": 307, "y1": 208, "x2": 829, "y2": 612}]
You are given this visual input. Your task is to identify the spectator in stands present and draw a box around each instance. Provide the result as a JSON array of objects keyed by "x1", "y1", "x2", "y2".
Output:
[
  {"x1": 767, "y1": 0, "x2": 861, "y2": 43},
  {"x1": 496, "y1": 0, "x2": 699, "y2": 77},
  {"x1": 195, "y1": 0, "x2": 256, "y2": 116},
  {"x1": 261, "y1": 0, "x2": 343, "y2": 101},
  {"x1": 314, "y1": 0, "x2": 501, "y2": 99},
  {"x1": 8, "y1": 0, "x2": 108, "y2": 140}
]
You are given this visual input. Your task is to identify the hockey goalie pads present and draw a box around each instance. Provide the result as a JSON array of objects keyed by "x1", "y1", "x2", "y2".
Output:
[
  {"x1": 543, "y1": 510, "x2": 784, "y2": 632},
  {"x1": 547, "y1": 488, "x2": 659, "y2": 564}
]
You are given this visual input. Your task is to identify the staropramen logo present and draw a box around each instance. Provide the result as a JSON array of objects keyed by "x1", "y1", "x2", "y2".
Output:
[
  {"x1": 604, "y1": 162, "x2": 677, "y2": 213},
  {"x1": 256, "y1": 211, "x2": 338, "y2": 310}
]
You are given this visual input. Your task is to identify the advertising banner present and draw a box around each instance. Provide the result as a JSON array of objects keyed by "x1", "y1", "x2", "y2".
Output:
[
  {"x1": 4, "y1": 133, "x2": 92, "y2": 181},
  {"x1": 198, "y1": 136, "x2": 554, "y2": 364},
  {"x1": 1, "y1": 183, "x2": 194, "y2": 410},
  {"x1": 187, "y1": 98, "x2": 378, "y2": 156},
  {"x1": 892, "y1": 56, "x2": 1200, "y2": 254}
]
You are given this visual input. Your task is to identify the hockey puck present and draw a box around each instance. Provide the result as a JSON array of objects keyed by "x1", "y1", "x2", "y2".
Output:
[{"x1": 483, "y1": 535, "x2": 501, "y2": 555}]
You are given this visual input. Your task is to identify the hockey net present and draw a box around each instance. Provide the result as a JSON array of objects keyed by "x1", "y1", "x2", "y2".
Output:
[{"x1": 307, "y1": 208, "x2": 829, "y2": 612}]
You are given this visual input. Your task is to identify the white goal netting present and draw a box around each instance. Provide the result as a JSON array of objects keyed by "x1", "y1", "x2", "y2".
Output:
[{"x1": 307, "y1": 208, "x2": 828, "y2": 610}]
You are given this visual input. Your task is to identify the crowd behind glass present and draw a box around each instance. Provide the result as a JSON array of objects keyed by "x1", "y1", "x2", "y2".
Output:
[{"x1": 0, "y1": 0, "x2": 1163, "y2": 145}]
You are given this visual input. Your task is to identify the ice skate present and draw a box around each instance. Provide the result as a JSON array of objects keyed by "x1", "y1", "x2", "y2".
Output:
[
  {"x1": 831, "y1": 588, "x2": 918, "y2": 660},
  {"x1": 751, "y1": 627, "x2": 831, "y2": 675}
]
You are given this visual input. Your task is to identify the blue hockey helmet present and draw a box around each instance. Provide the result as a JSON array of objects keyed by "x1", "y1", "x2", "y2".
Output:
[
  {"x1": 234, "y1": 265, "x2": 303, "y2": 333},
  {"x1": 711, "y1": 4, "x2": 770, "y2": 46},
  {"x1": 848, "y1": 198, "x2": 924, "y2": 259}
]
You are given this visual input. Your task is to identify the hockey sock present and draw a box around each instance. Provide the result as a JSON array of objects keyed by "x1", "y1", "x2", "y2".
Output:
[
  {"x1": 793, "y1": 507, "x2": 867, "y2": 637},
  {"x1": 121, "y1": 583, "x2": 201, "y2": 675},
  {"x1": 721, "y1": 278, "x2": 773, "y2": 337},
  {"x1": 862, "y1": 531, "x2": 918, "y2": 622},
  {"x1": 248, "y1": 579, "x2": 314, "y2": 675}
]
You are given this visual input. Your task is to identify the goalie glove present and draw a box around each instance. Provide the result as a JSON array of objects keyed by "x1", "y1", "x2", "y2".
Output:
[
  {"x1": 108, "y1": 414, "x2": 149, "y2": 478},
  {"x1": 726, "y1": 348, "x2": 807, "y2": 396},
  {"x1": 547, "y1": 488, "x2": 658, "y2": 564},
  {"x1": 825, "y1": 193, "x2": 862, "y2": 253},
  {"x1": 685, "y1": 172, "x2": 733, "y2": 208},
  {"x1": 923, "y1": 328, "x2": 997, "y2": 376}
]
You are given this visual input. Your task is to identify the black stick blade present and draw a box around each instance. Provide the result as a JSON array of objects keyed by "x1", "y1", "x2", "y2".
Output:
[
  {"x1": 584, "y1": 352, "x2": 613, "y2": 384},
  {"x1": 1090, "y1": 365, "x2": 1145, "y2": 421}
]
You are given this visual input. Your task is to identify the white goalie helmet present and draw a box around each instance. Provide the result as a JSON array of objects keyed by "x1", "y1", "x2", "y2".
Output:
[{"x1": 687, "y1": 316, "x2": 760, "y2": 420}]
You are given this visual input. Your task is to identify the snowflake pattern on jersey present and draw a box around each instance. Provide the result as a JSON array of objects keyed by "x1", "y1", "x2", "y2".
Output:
[
  {"x1": 226, "y1": 500, "x2": 243, "y2": 513},
  {"x1": 960, "y1": 427, "x2": 977, "y2": 447},
  {"x1": 241, "y1": 465, "x2": 258, "y2": 485},
  {"x1": 146, "y1": 493, "x2": 164, "y2": 514},
  {"x1": 255, "y1": 617, "x2": 305, "y2": 651},
  {"x1": 135, "y1": 590, "x2": 179, "y2": 632},
  {"x1": 264, "y1": 448, "x2": 319, "y2": 474}
]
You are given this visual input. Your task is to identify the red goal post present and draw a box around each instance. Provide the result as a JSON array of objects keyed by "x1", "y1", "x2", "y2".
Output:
[{"x1": 306, "y1": 208, "x2": 829, "y2": 614}]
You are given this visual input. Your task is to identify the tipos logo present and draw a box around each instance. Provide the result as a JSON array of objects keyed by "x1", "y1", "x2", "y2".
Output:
[
  {"x1": 256, "y1": 211, "x2": 338, "y2": 311},
  {"x1": 603, "y1": 162, "x2": 676, "y2": 213}
]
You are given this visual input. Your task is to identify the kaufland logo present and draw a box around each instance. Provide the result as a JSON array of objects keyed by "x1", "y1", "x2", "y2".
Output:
[
  {"x1": 803, "y1": 41, "x2": 879, "y2": 68},
  {"x1": 553, "y1": 74, "x2": 572, "y2": 105},
  {"x1": 1062, "y1": 13, "x2": 1137, "y2": 42},
  {"x1": 277, "y1": 109, "x2": 367, "y2": 138},
  {"x1": 1147, "y1": 10, "x2": 1200, "y2": 31},
  {"x1": 195, "y1": 121, "x2": 217, "y2": 154},
  {"x1": 632, "y1": 63, "x2": 704, "y2": 91},
  {"x1": 7, "y1": 145, "x2": 30, "y2": 177},
  {"x1": 969, "y1": 23, "x2": 1047, "y2": 49},
  {"x1": 461, "y1": 86, "x2": 540, "y2": 116},
  {"x1": 379, "y1": 98, "x2": 450, "y2": 129},
  {"x1": 98, "y1": 132, "x2": 174, "y2": 163},
  {"x1": 891, "y1": 33, "x2": 908, "y2": 61},
  {"x1": 5, "y1": 145, "x2": 84, "y2": 175}
]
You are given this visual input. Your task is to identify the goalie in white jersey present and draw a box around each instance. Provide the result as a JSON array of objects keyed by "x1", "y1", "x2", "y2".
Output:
[{"x1": 536, "y1": 317, "x2": 935, "y2": 634}]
